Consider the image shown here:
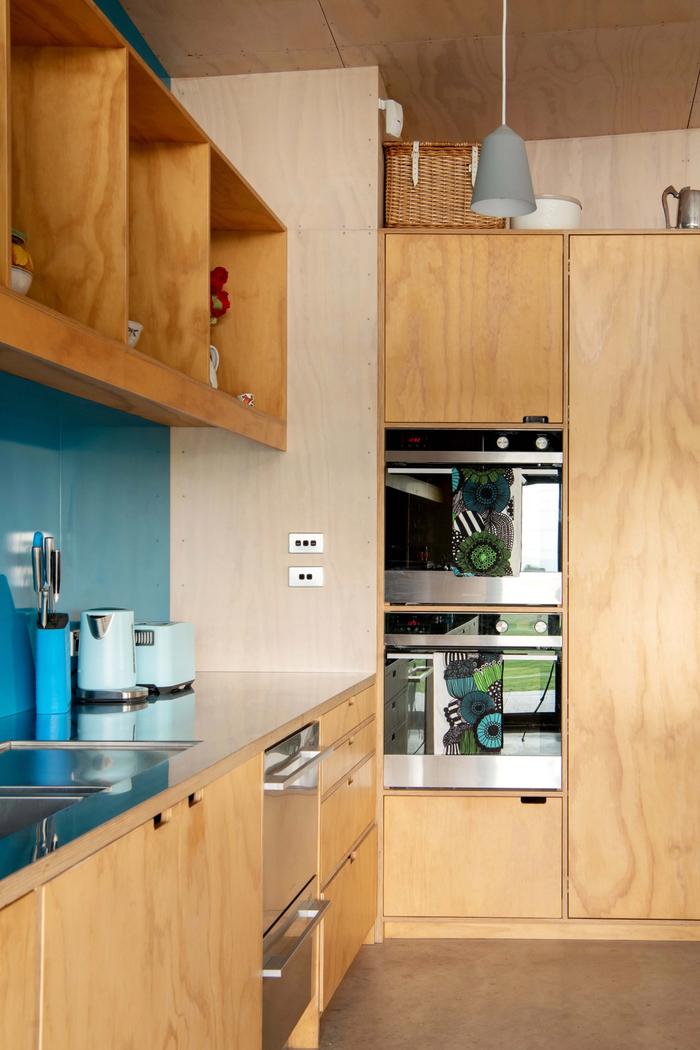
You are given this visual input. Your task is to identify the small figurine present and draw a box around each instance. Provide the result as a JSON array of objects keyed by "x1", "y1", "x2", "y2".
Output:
[{"x1": 210, "y1": 266, "x2": 231, "y2": 324}]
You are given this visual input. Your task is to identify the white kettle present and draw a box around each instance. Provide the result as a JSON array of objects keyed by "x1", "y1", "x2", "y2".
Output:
[{"x1": 77, "y1": 608, "x2": 144, "y2": 698}]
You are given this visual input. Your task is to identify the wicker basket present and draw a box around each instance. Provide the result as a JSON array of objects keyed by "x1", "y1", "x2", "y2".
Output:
[{"x1": 384, "y1": 141, "x2": 505, "y2": 229}]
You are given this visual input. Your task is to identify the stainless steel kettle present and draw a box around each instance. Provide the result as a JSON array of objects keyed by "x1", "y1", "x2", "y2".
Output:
[{"x1": 662, "y1": 185, "x2": 700, "y2": 229}]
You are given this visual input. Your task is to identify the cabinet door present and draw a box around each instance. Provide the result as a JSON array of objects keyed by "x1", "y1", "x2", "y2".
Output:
[
  {"x1": 569, "y1": 235, "x2": 700, "y2": 919},
  {"x1": 384, "y1": 795, "x2": 562, "y2": 918},
  {"x1": 179, "y1": 756, "x2": 263, "y2": 1050},
  {"x1": 321, "y1": 826, "x2": 377, "y2": 1011},
  {"x1": 42, "y1": 755, "x2": 263, "y2": 1049},
  {"x1": 0, "y1": 893, "x2": 37, "y2": 1050},
  {"x1": 385, "y1": 233, "x2": 564, "y2": 423}
]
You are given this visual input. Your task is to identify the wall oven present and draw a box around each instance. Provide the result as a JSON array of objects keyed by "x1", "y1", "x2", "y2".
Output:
[
  {"x1": 384, "y1": 612, "x2": 562, "y2": 789},
  {"x1": 385, "y1": 428, "x2": 563, "y2": 605}
]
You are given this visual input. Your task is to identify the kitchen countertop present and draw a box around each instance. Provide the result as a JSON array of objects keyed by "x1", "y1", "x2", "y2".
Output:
[{"x1": 0, "y1": 670, "x2": 375, "y2": 903}]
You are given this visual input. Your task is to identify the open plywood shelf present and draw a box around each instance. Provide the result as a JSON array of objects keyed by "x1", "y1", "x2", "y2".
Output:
[{"x1": 0, "y1": 0, "x2": 287, "y2": 450}]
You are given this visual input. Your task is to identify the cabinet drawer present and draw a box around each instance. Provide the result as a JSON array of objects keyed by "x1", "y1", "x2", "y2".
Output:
[
  {"x1": 320, "y1": 686, "x2": 375, "y2": 746},
  {"x1": 321, "y1": 826, "x2": 377, "y2": 1011},
  {"x1": 320, "y1": 753, "x2": 376, "y2": 884},
  {"x1": 321, "y1": 718, "x2": 376, "y2": 796},
  {"x1": 384, "y1": 795, "x2": 563, "y2": 919}
]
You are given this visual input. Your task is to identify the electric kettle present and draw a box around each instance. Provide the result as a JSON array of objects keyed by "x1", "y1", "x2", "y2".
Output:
[
  {"x1": 76, "y1": 608, "x2": 147, "y2": 701},
  {"x1": 662, "y1": 185, "x2": 700, "y2": 229}
]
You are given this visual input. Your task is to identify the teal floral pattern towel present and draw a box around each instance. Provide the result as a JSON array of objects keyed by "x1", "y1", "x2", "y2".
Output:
[{"x1": 451, "y1": 466, "x2": 516, "y2": 577}]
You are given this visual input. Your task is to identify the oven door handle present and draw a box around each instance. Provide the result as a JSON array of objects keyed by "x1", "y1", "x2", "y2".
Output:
[
  {"x1": 264, "y1": 746, "x2": 334, "y2": 791},
  {"x1": 262, "y1": 899, "x2": 331, "y2": 978}
]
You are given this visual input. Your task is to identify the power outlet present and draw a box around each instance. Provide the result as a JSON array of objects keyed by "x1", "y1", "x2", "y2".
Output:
[
  {"x1": 288, "y1": 566, "x2": 324, "y2": 588},
  {"x1": 288, "y1": 533, "x2": 324, "y2": 554}
]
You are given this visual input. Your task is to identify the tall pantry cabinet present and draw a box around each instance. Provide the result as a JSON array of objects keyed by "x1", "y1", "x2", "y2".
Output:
[{"x1": 568, "y1": 234, "x2": 700, "y2": 920}]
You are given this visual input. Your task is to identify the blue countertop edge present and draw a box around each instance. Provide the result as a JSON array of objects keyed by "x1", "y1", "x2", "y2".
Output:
[{"x1": 0, "y1": 671, "x2": 375, "y2": 893}]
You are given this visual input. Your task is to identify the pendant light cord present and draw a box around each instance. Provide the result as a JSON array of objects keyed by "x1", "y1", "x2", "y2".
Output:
[{"x1": 501, "y1": 0, "x2": 507, "y2": 125}]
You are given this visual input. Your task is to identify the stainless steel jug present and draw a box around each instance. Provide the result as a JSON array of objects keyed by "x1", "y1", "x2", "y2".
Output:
[{"x1": 662, "y1": 185, "x2": 700, "y2": 229}]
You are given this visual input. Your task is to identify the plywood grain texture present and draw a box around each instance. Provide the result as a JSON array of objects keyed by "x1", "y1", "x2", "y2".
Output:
[
  {"x1": 384, "y1": 233, "x2": 564, "y2": 424},
  {"x1": 11, "y1": 0, "x2": 121, "y2": 46},
  {"x1": 384, "y1": 795, "x2": 563, "y2": 919},
  {"x1": 526, "y1": 128, "x2": 700, "y2": 230},
  {"x1": 320, "y1": 752, "x2": 376, "y2": 885},
  {"x1": 0, "y1": 0, "x2": 10, "y2": 286},
  {"x1": 129, "y1": 142, "x2": 210, "y2": 383},
  {"x1": 11, "y1": 46, "x2": 128, "y2": 340},
  {"x1": 321, "y1": 826, "x2": 378, "y2": 1011},
  {"x1": 0, "y1": 892, "x2": 36, "y2": 1050},
  {"x1": 134, "y1": 2, "x2": 700, "y2": 140},
  {"x1": 42, "y1": 756, "x2": 263, "y2": 1049},
  {"x1": 174, "y1": 67, "x2": 381, "y2": 231},
  {"x1": 568, "y1": 234, "x2": 700, "y2": 920},
  {"x1": 210, "y1": 230, "x2": 287, "y2": 417}
]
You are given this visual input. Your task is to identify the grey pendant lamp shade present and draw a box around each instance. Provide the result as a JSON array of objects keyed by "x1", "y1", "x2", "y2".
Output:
[{"x1": 471, "y1": 0, "x2": 536, "y2": 218}]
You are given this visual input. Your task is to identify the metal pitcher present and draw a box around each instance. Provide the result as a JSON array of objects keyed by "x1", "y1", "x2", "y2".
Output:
[{"x1": 662, "y1": 185, "x2": 700, "y2": 229}]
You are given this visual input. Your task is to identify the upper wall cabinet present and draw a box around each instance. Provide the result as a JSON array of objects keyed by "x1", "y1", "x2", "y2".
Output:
[
  {"x1": 384, "y1": 233, "x2": 564, "y2": 425},
  {"x1": 0, "y1": 0, "x2": 287, "y2": 450}
]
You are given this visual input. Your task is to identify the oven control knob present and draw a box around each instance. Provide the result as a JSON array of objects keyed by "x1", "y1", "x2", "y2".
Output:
[
  {"x1": 534, "y1": 620, "x2": 548, "y2": 634},
  {"x1": 535, "y1": 434, "x2": 549, "y2": 451},
  {"x1": 496, "y1": 435, "x2": 509, "y2": 450},
  {"x1": 495, "y1": 619, "x2": 509, "y2": 634}
]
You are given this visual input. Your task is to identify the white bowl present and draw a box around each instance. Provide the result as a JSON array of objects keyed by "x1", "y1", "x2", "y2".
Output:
[
  {"x1": 511, "y1": 195, "x2": 582, "y2": 229},
  {"x1": 11, "y1": 265, "x2": 33, "y2": 295}
]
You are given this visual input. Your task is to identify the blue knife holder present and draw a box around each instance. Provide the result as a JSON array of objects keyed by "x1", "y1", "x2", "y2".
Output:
[{"x1": 35, "y1": 624, "x2": 71, "y2": 714}]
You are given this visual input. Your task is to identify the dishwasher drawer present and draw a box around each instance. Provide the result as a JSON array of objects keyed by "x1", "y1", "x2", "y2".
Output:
[{"x1": 262, "y1": 881, "x2": 330, "y2": 1050}]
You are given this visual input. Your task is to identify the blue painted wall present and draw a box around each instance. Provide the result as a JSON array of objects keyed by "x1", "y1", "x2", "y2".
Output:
[
  {"x1": 0, "y1": 374, "x2": 170, "y2": 716},
  {"x1": 94, "y1": 0, "x2": 170, "y2": 86}
]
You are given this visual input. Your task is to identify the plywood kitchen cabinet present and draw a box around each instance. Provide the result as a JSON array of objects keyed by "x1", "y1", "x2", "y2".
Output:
[
  {"x1": 568, "y1": 234, "x2": 700, "y2": 920},
  {"x1": 42, "y1": 755, "x2": 263, "y2": 1049},
  {"x1": 0, "y1": 0, "x2": 287, "y2": 449},
  {"x1": 384, "y1": 232, "x2": 564, "y2": 424},
  {"x1": 321, "y1": 825, "x2": 377, "y2": 1011},
  {"x1": 0, "y1": 892, "x2": 36, "y2": 1050},
  {"x1": 318, "y1": 685, "x2": 377, "y2": 1011},
  {"x1": 384, "y1": 795, "x2": 563, "y2": 918}
]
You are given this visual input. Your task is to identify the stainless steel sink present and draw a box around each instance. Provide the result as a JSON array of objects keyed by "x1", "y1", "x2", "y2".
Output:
[
  {"x1": 0, "y1": 791, "x2": 95, "y2": 841},
  {"x1": 0, "y1": 742, "x2": 194, "y2": 791}
]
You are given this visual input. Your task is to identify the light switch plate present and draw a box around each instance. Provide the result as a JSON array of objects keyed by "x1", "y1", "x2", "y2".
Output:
[
  {"x1": 288, "y1": 566, "x2": 324, "y2": 587},
  {"x1": 288, "y1": 532, "x2": 324, "y2": 554}
]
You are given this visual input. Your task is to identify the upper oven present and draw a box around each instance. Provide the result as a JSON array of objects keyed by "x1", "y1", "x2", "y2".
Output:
[{"x1": 385, "y1": 428, "x2": 563, "y2": 605}]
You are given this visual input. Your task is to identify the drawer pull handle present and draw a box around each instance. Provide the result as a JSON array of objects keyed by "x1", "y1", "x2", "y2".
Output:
[
  {"x1": 265, "y1": 746, "x2": 334, "y2": 791},
  {"x1": 348, "y1": 698, "x2": 355, "y2": 707},
  {"x1": 349, "y1": 850, "x2": 358, "y2": 863},
  {"x1": 348, "y1": 736, "x2": 355, "y2": 746},
  {"x1": 262, "y1": 899, "x2": 331, "y2": 978},
  {"x1": 153, "y1": 808, "x2": 173, "y2": 829},
  {"x1": 520, "y1": 796, "x2": 547, "y2": 805},
  {"x1": 188, "y1": 789, "x2": 204, "y2": 807},
  {"x1": 347, "y1": 776, "x2": 354, "y2": 786}
]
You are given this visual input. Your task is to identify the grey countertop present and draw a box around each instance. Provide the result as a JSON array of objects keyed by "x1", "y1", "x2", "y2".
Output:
[{"x1": 0, "y1": 670, "x2": 374, "y2": 888}]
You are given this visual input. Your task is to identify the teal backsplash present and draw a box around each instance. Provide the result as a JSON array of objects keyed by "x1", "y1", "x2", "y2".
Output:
[{"x1": 0, "y1": 374, "x2": 170, "y2": 716}]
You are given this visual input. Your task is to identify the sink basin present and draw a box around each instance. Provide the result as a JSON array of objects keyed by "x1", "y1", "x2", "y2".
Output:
[
  {"x1": 0, "y1": 743, "x2": 193, "y2": 791},
  {"x1": 0, "y1": 792, "x2": 92, "y2": 840}
]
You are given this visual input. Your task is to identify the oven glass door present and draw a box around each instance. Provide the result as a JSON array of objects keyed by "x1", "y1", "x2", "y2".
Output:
[
  {"x1": 385, "y1": 464, "x2": 562, "y2": 604},
  {"x1": 384, "y1": 614, "x2": 562, "y2": 789}
]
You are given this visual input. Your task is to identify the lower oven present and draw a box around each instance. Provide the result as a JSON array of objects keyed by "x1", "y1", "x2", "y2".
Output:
[
  {"x1": 262, "y1": 723, "x2": 330, "y2": 1050},
  {"x1": 385, "y1": 428, "x2": 563, "y2": 605},
  {"x1": 384, "y1": 612, "x2": 562, "y2": 789}
]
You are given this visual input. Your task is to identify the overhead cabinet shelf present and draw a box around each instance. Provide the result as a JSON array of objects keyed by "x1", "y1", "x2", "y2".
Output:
[{"x1": 0, "y1": 0, "x2": 287, "y2": 449}]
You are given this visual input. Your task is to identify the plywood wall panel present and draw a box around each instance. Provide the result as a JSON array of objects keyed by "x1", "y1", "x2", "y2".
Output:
[
  {"x1": 174, "y1": 68, "x2": 380, "y2": 231},
  {"x1": 172, "y1": 66, "x2": 380, "y2": 673},
  {"x1": 171, "y1": 227, "x2": 376, "y2": 672},
  {"x1": 526, "y1": 128, "x2": 700, "y2": 229}
]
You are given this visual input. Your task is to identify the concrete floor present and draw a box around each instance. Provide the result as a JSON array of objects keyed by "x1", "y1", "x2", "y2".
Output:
[{"x1": 319, "y1": 939, "x2": 700, "y2": 1050}]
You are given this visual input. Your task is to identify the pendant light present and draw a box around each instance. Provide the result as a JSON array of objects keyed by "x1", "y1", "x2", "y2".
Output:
[{"x1": 471, "y1": 0, "x2": 536, "y2": 217}]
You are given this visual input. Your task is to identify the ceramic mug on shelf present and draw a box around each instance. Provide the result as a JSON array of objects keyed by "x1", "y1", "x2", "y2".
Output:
[
  {"x1": 127, "y1": 320, "x2": 143, "y2": 347},
  {"x1": 209, "y1": 345, "x2": 220, "y2": 388}
]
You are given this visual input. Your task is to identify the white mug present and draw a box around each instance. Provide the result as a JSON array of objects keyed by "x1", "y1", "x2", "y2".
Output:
[
  {"x1": 127, "y1": 320, "x2": 143, "y2": 347},
  {"x1": 209, "y1": 345, "x2": 220, "y2": 388}
]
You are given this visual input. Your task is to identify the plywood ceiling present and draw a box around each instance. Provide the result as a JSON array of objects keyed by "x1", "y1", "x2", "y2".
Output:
[{"x1": 123, "y1": 1, "x2": 700, "y2": 140}]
